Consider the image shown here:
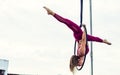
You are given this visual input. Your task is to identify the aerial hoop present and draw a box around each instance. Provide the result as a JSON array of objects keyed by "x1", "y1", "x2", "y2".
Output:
[{"x1": 74, "y1": 25, "x2": 88, "y2": 71}]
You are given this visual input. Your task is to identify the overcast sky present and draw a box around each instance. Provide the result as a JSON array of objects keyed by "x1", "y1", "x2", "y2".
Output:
[{"x1": 0, "y1": 0, "x2": 120, "y2": 75}]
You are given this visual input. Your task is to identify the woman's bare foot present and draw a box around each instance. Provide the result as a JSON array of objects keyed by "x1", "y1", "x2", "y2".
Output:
[
  {"x1": 103, "y1": 39, "x2": 111, "y2": 45},
  {"x1": 43, "y1": 6, "x2": 55, "y2": 15}
]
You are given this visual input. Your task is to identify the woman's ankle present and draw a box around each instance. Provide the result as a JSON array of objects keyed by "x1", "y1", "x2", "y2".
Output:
[
  {"x1": 43, "y1": 6, "x2": 55, "y2": 15},
  {"x1": 103, "y1": 39, "x2": 111, "y2": 45}
]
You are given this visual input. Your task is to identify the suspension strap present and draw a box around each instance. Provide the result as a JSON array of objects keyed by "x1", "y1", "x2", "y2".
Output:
[{"x1": 80, "y1": 0, "x2": 83, "y2": 26}]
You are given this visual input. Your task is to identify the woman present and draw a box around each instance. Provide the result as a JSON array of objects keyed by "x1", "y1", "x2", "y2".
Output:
[
  {"x1": 69, "y1": 28, "x2": 86, "y2": 72},
  {"x1": 43, "y1": 6, "x2": 111, "y2": 72}
]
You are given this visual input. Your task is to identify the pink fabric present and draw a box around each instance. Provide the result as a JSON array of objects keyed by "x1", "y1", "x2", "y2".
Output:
[{"x1": 53, "y1": 13, "x2": 103, "y2": 54}]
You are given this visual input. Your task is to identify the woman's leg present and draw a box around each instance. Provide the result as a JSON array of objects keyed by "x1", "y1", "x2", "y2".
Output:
[
  {"x1": 87, "y1": 34, "x2": 111, "y2": 45},
  {"x1": 43, "y1": 6, "x2": 82, "y2": 33}
]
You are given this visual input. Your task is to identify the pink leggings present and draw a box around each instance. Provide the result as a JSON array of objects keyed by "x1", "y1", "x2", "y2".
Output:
[{"x1": 53, "y1": 13, "x2": 103, "y2": 54}]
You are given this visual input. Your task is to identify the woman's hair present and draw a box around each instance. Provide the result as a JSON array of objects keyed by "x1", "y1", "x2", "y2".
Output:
[{"x1": 69, "y1": 55, "x2": 79, "y2": 72}]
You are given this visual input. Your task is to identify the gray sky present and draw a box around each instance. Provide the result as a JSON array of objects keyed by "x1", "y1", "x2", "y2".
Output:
[{"x1": 0, "y1": 0, "x2": 120, "y2": 75}]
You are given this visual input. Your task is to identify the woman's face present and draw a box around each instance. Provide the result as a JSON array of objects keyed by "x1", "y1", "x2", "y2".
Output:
[{"x1": 77, "y1": 57, "x2": 84, "y2": 66}]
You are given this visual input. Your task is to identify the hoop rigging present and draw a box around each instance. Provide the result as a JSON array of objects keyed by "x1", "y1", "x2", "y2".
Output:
[{"x1": 73, "y1": 0, "x2": 88, "y2": 71}]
